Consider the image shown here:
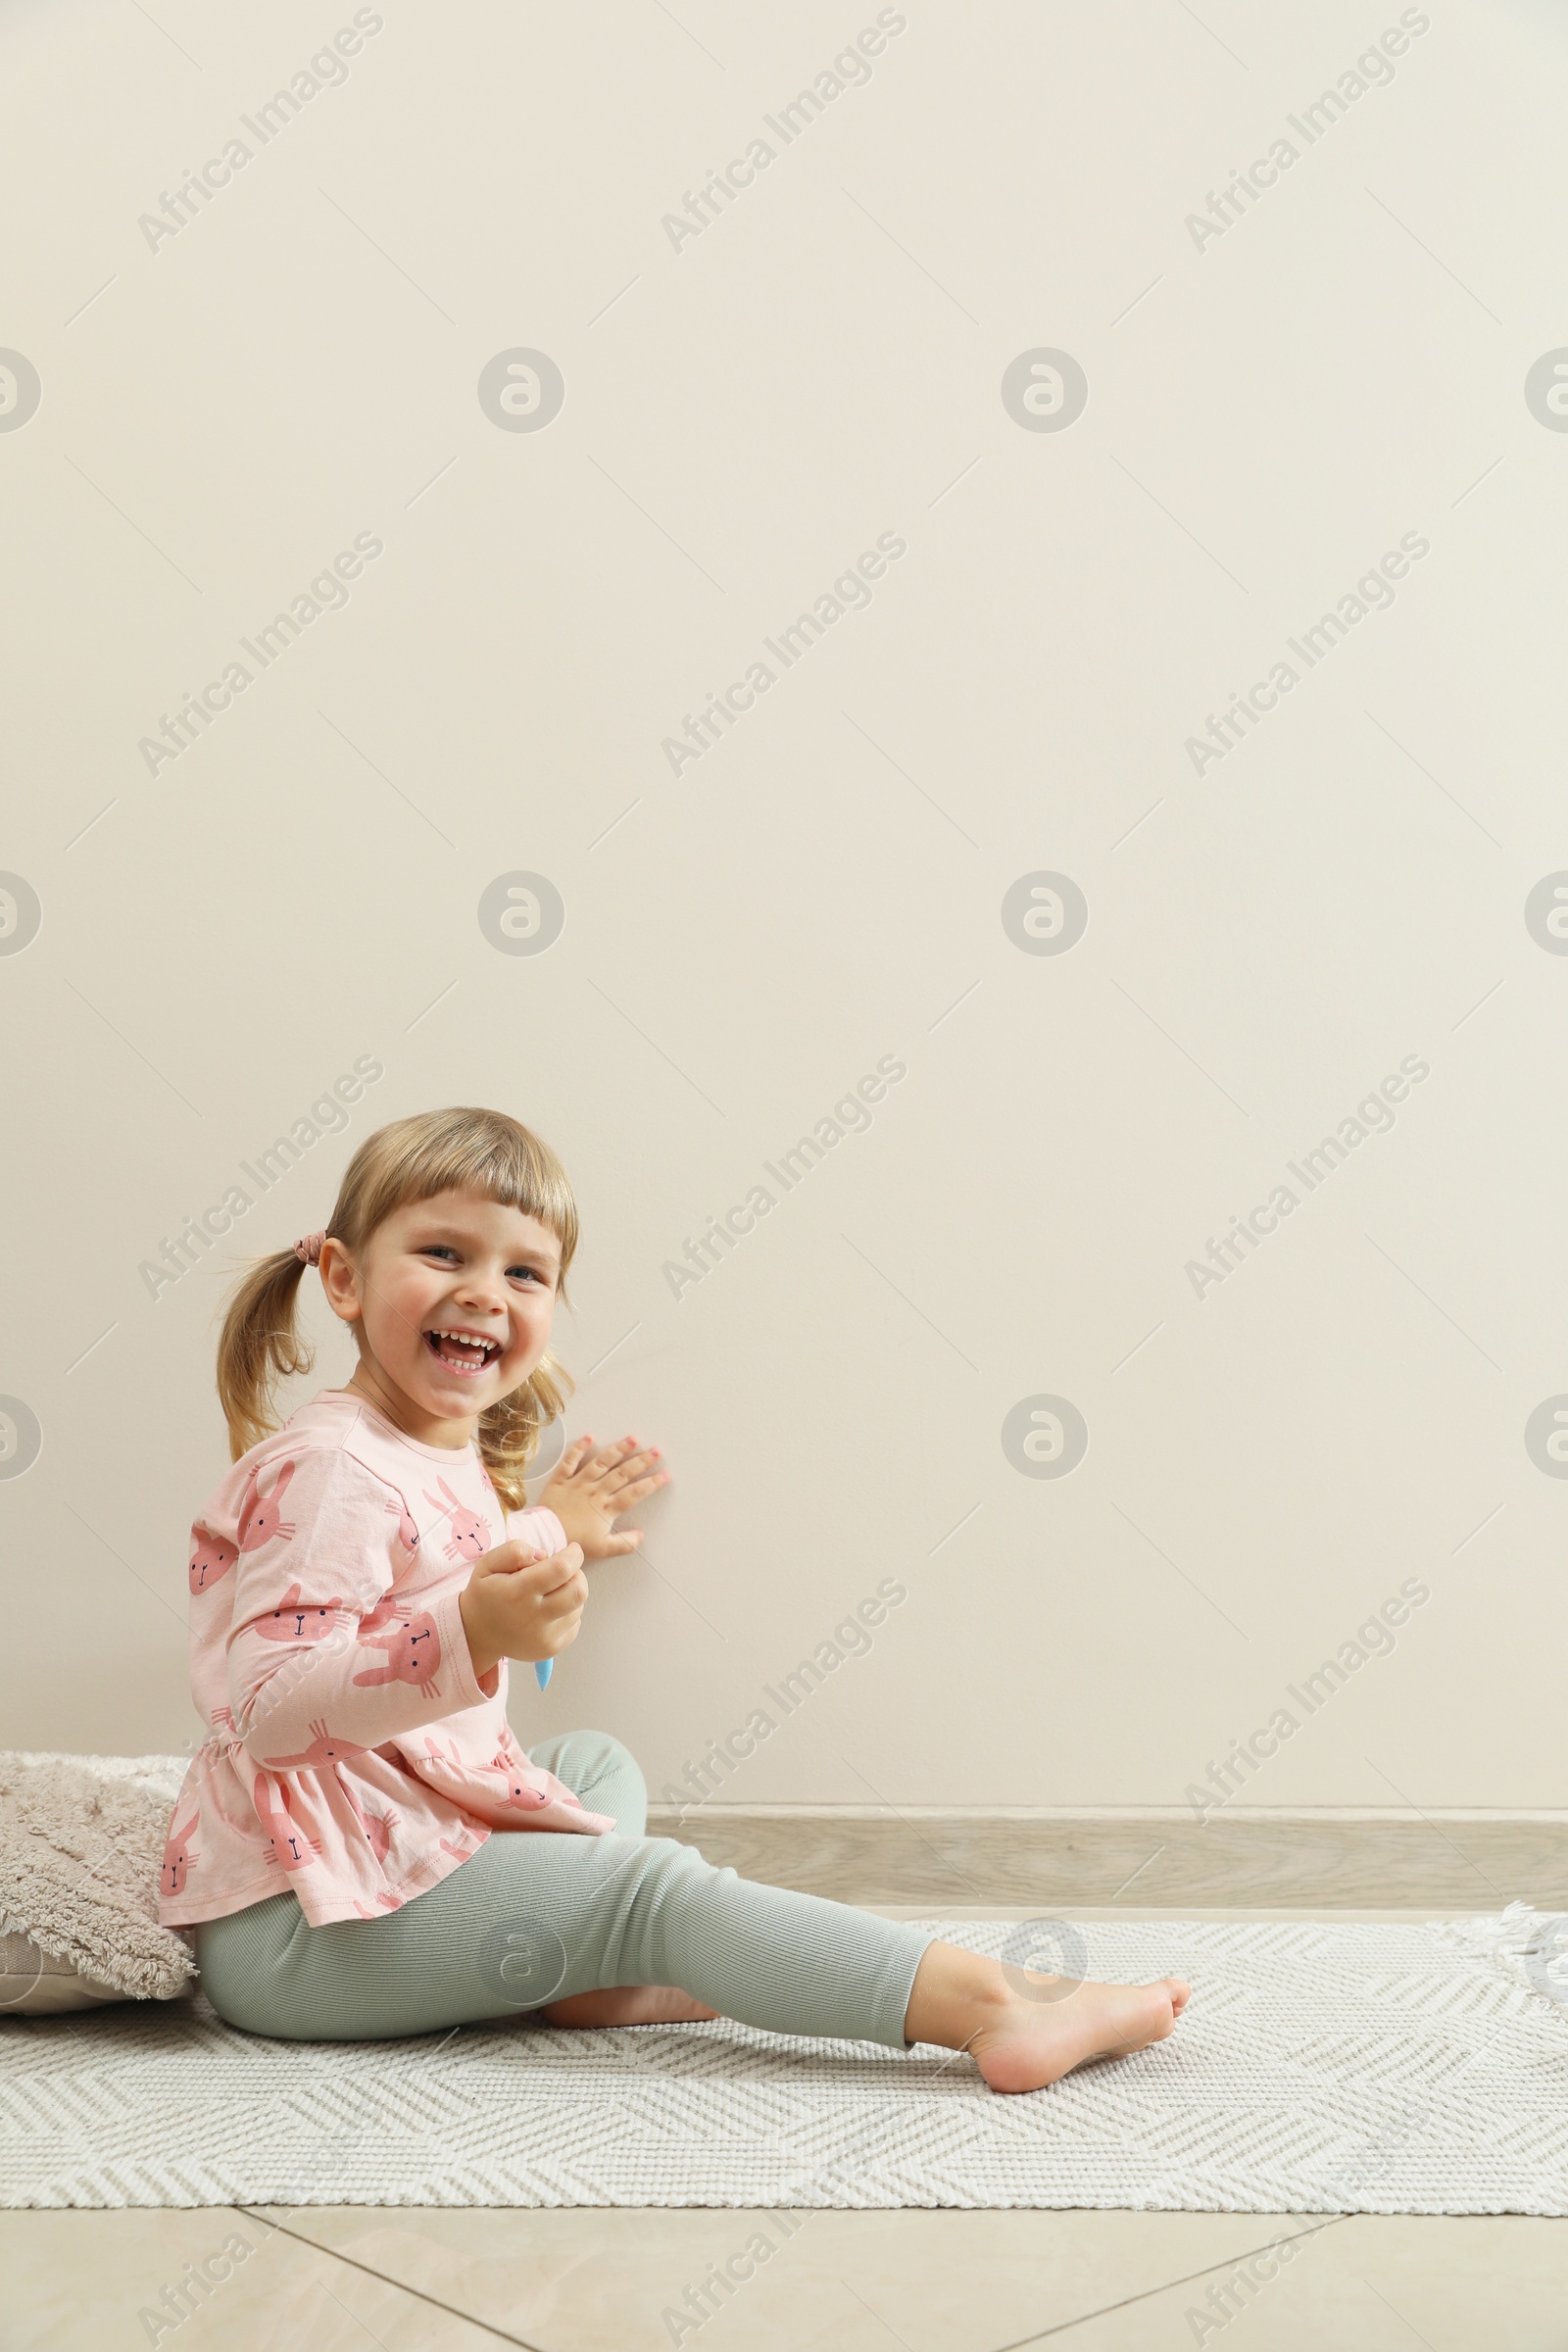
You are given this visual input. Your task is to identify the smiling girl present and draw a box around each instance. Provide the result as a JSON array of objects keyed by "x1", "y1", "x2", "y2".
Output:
[{"x1": 165, "y1": 1105, "x2": 1186, "y2": 2088}]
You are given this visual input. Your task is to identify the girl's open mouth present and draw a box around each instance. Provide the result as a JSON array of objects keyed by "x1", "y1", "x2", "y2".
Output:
[{"x1": 423, "y1": 1329, "x2": 502, "y2": 1376}]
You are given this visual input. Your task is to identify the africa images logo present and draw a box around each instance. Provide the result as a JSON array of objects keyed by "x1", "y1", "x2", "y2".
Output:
[{"x1": 476, "y1": 351, "x2": 565, "y2": 433}]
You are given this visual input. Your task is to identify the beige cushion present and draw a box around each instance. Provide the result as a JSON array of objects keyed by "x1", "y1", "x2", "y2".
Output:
[
  {"x1": 0, "y1": 1928, "x2": 132, "y2": 2016},
  {"x1": 0, "y1": 1752, "x2": 198, "y2": 2016}
]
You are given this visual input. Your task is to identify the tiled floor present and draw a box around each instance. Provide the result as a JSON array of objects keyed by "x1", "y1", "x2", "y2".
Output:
[
  {"x1": 10, "y1": 2206, "x2": 1568, "y2": 2350},
  {"x1": 7, "y1": 1908, "x2": 1564, "y2": 2351}
]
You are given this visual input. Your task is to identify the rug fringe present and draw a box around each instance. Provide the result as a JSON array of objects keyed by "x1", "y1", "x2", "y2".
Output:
[{"x1": 1430, "y1": 1902, "x2": 1568, "y2": 2003}]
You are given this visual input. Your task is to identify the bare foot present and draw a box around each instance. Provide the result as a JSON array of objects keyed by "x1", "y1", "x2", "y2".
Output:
[
  {"x1": 541, "y1": 1984, "x2": 719, "y2": 2029},
  {"x1": 966, "y1": 1975, "x2": 1190, "y2": 2094}
]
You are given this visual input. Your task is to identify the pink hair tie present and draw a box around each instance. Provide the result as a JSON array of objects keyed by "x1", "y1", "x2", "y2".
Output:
[{"x1": 294, "y1": 1231, "x2": 326, "y2": 1267}]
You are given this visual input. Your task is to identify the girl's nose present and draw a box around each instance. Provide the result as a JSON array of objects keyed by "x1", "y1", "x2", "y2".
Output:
[{"x1": 454, "y1": 1281, "x2": 507, "y2": 1312}]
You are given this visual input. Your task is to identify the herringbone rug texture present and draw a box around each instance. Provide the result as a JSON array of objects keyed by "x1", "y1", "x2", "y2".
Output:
[{"x1": 3, "y1": 1914, "x2": 1566, "y2": 2211}]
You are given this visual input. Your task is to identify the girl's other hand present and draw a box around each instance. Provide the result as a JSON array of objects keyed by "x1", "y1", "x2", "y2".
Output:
[{"x1": 540, "y1": 1434, "x2": 668, "y2": 1561}]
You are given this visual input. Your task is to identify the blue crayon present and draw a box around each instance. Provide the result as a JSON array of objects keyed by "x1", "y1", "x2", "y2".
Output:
[{"x1": 534, "y1": 1659, "x2": 553, "y2": 1690}]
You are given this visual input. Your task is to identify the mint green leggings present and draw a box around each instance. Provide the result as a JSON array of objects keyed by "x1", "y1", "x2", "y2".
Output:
[{"x1": 194, "y1": 1731, "x2": 935, "y2": 2048}]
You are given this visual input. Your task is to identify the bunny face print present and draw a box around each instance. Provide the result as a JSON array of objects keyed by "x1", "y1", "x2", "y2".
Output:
[
  {"x1": 188, "y1": 1526, "x2": 238, "y2": 1595},
  {"x1": 421, "y1": 1474, "x2": 492, "y2": 1564}
]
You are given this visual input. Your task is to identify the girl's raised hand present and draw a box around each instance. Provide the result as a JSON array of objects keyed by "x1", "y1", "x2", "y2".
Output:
[{"x1": 540, "y1": 1434, "x2": 668, "y2": 1560}]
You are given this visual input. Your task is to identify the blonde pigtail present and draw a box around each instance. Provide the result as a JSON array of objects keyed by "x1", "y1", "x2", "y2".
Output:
[{"x1": 214, "y1": 1246, "x2": 321, "y2": 1462}]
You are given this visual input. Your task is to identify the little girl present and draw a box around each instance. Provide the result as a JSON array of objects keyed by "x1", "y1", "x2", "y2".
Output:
[{"x1": 162, "y1": 1104, "x2": 1187, "y2": 2089}]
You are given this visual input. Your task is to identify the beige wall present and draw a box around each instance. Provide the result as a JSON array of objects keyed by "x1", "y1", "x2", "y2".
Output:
[{"x1": 3, "y1": 0, "x2": 1565, "y2": 1820}]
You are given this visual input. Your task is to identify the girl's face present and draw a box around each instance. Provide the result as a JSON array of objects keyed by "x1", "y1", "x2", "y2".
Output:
[{"x1": 320, "y1": 1187, "x2": 563, "y2": 1446}]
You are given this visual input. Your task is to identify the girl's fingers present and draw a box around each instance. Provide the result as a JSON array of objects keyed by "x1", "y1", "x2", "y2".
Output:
[
  {"x1": 587, "y1": 1436, "x2": 641, "y2": 1477},
  {"x1": 535, "y1": 1585, "x2": 585, "y2": 1618},
  {"x1": 605, "y1": 1443, "x2": 662, "y2": 1479},
  {"x1": 492, "y1": 1541, "x2": 544, "y2": 1571},
  {"x1": 528, "y1": 1549, "x2": 584, "y2": 1595},
  {"x1": 613, "y1": 1474, "x2": 666, "y2": 1508},
  {"x1": 557, "y1": 1435, "x2": 662, "y2": 1494},
  {"x1": 604, "y1": 1454, "x2": 662, "y2": 1494}
]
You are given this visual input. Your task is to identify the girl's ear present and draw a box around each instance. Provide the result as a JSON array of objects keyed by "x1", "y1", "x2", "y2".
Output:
[{"x1": 318, "y1": 1239, "x2": 362, "y2": 1324}]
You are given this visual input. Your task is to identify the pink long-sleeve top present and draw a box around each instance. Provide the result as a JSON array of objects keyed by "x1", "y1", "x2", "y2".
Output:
[{"x1": 158, "y1": 1387, "x2": 613, "y2": 1930}]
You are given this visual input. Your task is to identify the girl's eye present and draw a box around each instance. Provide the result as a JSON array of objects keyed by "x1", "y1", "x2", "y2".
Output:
[{"x1": 421, "y1": 1244, "x2": 549, "y2": 1286}]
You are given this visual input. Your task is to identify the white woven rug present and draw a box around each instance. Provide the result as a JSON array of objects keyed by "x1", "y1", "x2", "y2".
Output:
[{"x1": 5, "y1": 1912, "x2": 1568, "y2": 2212}]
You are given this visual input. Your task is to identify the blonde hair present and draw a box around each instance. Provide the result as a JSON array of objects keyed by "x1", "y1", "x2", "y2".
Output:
[{"x1": 215, "y1": 1105, "x2": 577, "y2": 1509}]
